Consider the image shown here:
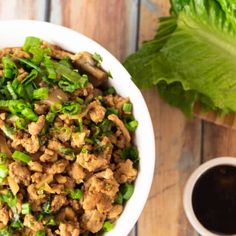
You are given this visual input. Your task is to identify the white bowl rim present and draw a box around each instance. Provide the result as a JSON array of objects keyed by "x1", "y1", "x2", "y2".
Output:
[
  {"x1": 183, "y1": 157, "x2": 236, "y2": 236},
  {"x1": 0, "y1": 20, "x2": 156, "y2": 236}
]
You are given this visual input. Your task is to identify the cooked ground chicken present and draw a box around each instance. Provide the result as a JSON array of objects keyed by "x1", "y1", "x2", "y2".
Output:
[{"x1": 0, "y1": 37, "x2": 139, "y2": 235}]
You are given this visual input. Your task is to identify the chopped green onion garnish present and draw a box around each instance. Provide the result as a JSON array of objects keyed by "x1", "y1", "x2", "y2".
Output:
[
  {"x1": 125, "y1": 119, "x2": 138, "y2": 132},
  {"x1": 21, "y1": 203, "x2": 31, "y2": 214},
  {"x1": 46, "y1": 217, "x2": 56, "y2": 226},
  {"x1": 10, "y1": 219, "x2": 23, "y2": 229},
  {"x1": 107, "y1": 70, "x2": 113, "y2": 79},
  {"x1": 46, "y1": 111, "x2": 56, "y2": 123},
  {"x1": 1, "y1": 124, "x2": 15, "y2": 138},
  {"x1": 33, "y1": 87, "x2": 48, "y2": 100},
  {"x1": 115, "y1": 192, "x2": 123, "y2": 205},
  {"x1": 0, "y1": 227, "x2": 11, "y2": 236},
  {"x1": 12, "y1": 151, "x2": 32, "y2": 164},
  {"x1": 42, "y1": 201, "x2": 51, "y2": 214},
  {"x1": 62, "y1": 102, "x2": 81, "y2": 115},
  {"x1": 18, "y1": 58, "x2": 41, "y2": 73},
  {"x1": 21, "y1": 107, "x2": 38, "y2": 121},
  {"x1": 121, "y1": 146, "x2": 139, "y2": 163},
  {"x1": 92, "y1": 52, "x2": 103, "y2": 67},
  {"x1": 2, "y1": 56, "x2": 18, "y2": 79},
  {"x1": 15, "y1": 118, "x2": 27, "y2": 130},
  {"x1": 0, "y1": 164, "x2": 8, "y2": 180},
  {"x1": 123, "y1": 103, "x2": 132, "y2": 113},
  {"x1": 106, "y1": 108, "x2": 119, "y2": 116},
  {"x1": 120, "y1": 183, "x2": 134, "y2": 200},
  {"x1": 81, "y1": 146, "x2": 88, "y2": 153},
  {"x1": 22, "y1": 69, "x2": 38, "y2": 85},
  {"x1": 6, "y1": 82, "x2": 17, "y2": 100},
  {"x1": 105, "y1": 87, "x2": 116, "y2": 95},
  {"x1": 0, "y1": 152, "x2": 7, "y2": 163},
  {"x1": 99, "y1": 119, "x2": 112, "y2": 133},
  {"x1": 76, "y1": 97, "x2": 84, "y2": 105},
  {"x1": 53, "y1": 61, "x2": 88, "y2": 90},
  {"x1": 36, "y1": 230, "x2": 46, "y2": 236},
  {"x1": 23, "y1": 36, "x2": 41, "y2": 52},
  {"x1": 44, "y1": 56, "x2": 57, "y2": 79},
  {"x1": 0, "y1": 190, "x2": 17, "y2": 208},
  {"x1": 103, "y1": 221, "x2": 114, "y2": 232},
  {"x1": 69, "y1": 189, "x2": 83, "y2": 200},
  {"x1": 50, "y1": 102, "x2": 62, "y2": 113}
]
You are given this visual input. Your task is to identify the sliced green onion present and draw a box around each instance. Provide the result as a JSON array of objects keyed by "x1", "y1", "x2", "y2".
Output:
[
  {"x1": 1, "y1": 190, "x2": 17, "y2": 208},
  {"x1": 99, "y1": 119, "x2": 112, "y2": 133},
  {"x1": 50, "y1": 102, "x2": 62, "y2": 113},
  {"x1": 106, "y1": 108, "x2": 119, "y2": 116},
  {"x1": 92, "y1": 52, "x2": 103, "y2": 67},
  {"x1": 21, "y1": 107, "x2": 38, "y2": 121},
  {"x1": 36, "y1": 230, "x2": 46, "y2": 236},
  {"x1": 81, "y1": 146, "x2": 88, "y2": 153},
  {"x1": 46, "y1": 217, "x2": 56, "y2": 226},
  {"x1": 22, "y1": 69, "x2": 38, "y2": 85},
  {"x1": 53, "y1": 61, "x2": 88, "y2": 89},
  {"x1": 69, "y1": 189, "x2": 83, "y2": 200},
  {"x1": 105, "y1": 87, "x2": 116, "y2": 95},
  {"x1": 76, "y1": 97, "x2": 84, "y2": 105},
  {"x1": 62, "y1": 102, "x2": 81, "y2": 115},
  {"x1": 33, "y1": 87, "x2": 48, "y2": 100},
  {"x1": 10, "y1": 219, "x2": 23, "y2": 229},
  {"x1": 18, "y1": 58, "x2": 41, "y2": 73},
  {"x1": 23, "y1": 36, "x2": 41, "y2": 52},
  {"x1": 12, "y1": 151, "x2": 32, "y2": 164},
  {"x1": 42, "y1": 201, "x2": 51, "y2": 214},
  {"x1": 44, "y1": 56, "x2": 57, "y2": 79},
  {"x1": 107, "y1": 70, "x2": 113, "y2": 79},
  {"x1": 103, "y1": 221, "x2": 114, "y2": 232},
  {"x1": 15, "y1": 118, "x2": 27, "y2": 130},
  {"x1": 29, "y1": 46, "x2": 50, "y2": 65},
  {"x1": 0, "y1": 227, "x2": 11, "y2": 236},
  {"x1": 2, "y1": 56, "x2": 18, "y2": 79},
  {"x1": 125, "y1": 119, "x2": 138, "y2": 132},
  {"x1": 115, "y1": 192, "x2": 123, "y2": 205},
  {"x1": 59, "y1": 58, "x2": 73, "y2": 68},
  {"x1": 120, "y1": 183, "x2": 134, "y2": 200},
  {"x1": 123, "y1": 103, "x2": 132, "y2": 113},
  {"x1": 1, "y1": 124, "x2": 15, "y2": 138},
  {"x1": 121, "y1": 146, "x2": 139, "y2": 163},
  {"x1": 59, "y1": 147, "x2": 75, "y2": 158},
  {"x1": 6, "y1": 82, "x2": 17, "y2": 100},
  {"x1": 0, "y1": 164, "x2": 8, "y2": 180},
  {"x1": 21, "y1": 203, "x2": 31, "y2": 214},
  {"x1": 46, "y1": 111, "x2": 56, "y2": 123},
  {"x1": 12, "y1": 79, "x2": 26, "y2": 99},
  {"x1": 0, "y1": 152, "x2": 7, "y2": 163}
]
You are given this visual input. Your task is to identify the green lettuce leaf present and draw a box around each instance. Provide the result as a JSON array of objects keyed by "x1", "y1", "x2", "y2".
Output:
[{"x1": 124, "y1": 0, "x2": 236, "y2": 116}]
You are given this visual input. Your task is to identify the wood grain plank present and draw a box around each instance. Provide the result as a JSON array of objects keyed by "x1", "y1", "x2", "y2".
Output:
[
  {"x1": 50, "y1": 1, "x2": 139, "y2": 235},
  {"x1": 50, "y1": 0, "x2": 139, "y2": 61},
  {"x1": 203, "y1": 122, "x2": 236, "y2": 161},
  {"x1": 0, "y1": 0, "x2": 47, "y2": 20},
  {"x1": 138, "y1": 1, "x2": 201, "y2": 236}
]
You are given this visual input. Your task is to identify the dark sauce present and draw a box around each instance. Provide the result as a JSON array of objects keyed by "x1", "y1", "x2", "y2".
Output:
[{"x1": 192, "y1": 165, "x2": 236, "y2": 235}]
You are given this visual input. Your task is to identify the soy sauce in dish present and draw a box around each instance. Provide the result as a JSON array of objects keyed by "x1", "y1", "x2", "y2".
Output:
[{"x1": 192, "y1": 165, "x2": 236, "y2": 235}]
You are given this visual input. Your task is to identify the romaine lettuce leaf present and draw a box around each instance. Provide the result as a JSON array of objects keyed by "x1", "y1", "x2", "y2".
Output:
[{"x1": 124, "y1": 0, "x2": 236, "y2": 116}]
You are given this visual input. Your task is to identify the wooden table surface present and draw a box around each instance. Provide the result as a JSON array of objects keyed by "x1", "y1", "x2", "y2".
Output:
[{"x1": 1, "y1": 0, "x2": 236, "y2": 236}]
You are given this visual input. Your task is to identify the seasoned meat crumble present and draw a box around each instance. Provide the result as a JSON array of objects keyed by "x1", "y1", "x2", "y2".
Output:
[{"x1": 0, "y1": 37, "x2": 139, "y2": 235}]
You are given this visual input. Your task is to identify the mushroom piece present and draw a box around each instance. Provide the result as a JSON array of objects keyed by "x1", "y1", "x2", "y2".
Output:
[{"x1": 72, "y1": 52, "x2": 108, "y2": 87}]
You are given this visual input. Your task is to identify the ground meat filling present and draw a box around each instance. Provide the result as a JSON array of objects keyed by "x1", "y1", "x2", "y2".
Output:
[{"x1": 0, "y1": 36, "x2": 139, "y2": 235}]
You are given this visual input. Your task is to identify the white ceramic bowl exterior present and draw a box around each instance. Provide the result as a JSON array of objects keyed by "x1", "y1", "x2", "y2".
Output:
[
  {"x1": 0, "y1": 20, "x2": 155, "y2": 236},
  {"x1": 183, "y1": 157, "x2": 236, "y2": 236}
]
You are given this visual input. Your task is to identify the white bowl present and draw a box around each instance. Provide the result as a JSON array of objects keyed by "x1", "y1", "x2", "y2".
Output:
[
  {"x1": 0, "y1": 20, "x2": 155, "y2": 236},
  {"x1": 183, "y1": 157, "x2": 236, "y2": 236}
]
